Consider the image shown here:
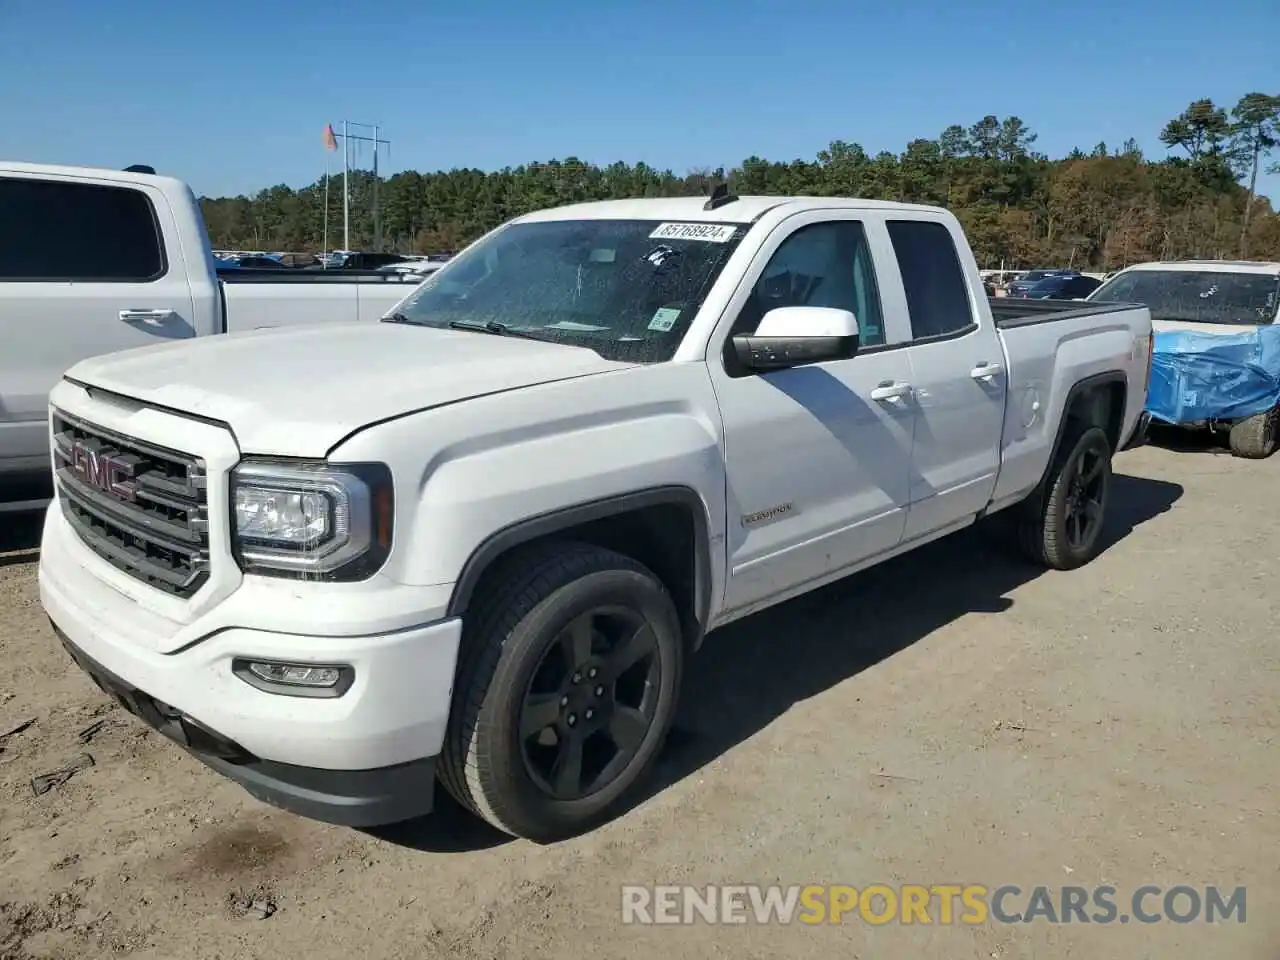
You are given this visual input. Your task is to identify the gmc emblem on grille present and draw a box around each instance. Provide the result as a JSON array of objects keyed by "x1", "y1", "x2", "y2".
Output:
[{"x1": 70, "y1": 441, "x2": 137, "y2": 501}]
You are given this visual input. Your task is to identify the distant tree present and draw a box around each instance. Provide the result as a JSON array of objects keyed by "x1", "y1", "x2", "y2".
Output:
[
  {"x1": 195, "y1": 104, "x2": 1280, "y2": 270},
  {"x1": 1160, "y1": 98, "x2": 1231, "y2": 160},
  {"x1": 1228, "y1": 92, "x2": 1280, "y2": 255}
]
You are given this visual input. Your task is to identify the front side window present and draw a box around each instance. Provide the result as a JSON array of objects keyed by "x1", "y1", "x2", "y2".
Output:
[
  {"x1": 887, "y1": 220, "x2": 975, "y2": 339},
  {"x1": 0, "y1": 177, "x2": 165, "y2": 281},
  {"x1": 389, "y1": 218, "x2": 747, "y2": 364},
  {"x1": 732, "y1": 220, "x2": 886, "y2": 347},
  {"x1": 1090, "y1": 269, "x2": 1280, "y2": 325}
]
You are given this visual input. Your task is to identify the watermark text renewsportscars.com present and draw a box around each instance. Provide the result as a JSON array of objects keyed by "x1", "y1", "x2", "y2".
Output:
[{"x1": 621, "y1": 884, "x2": 1246, "y2": 926}]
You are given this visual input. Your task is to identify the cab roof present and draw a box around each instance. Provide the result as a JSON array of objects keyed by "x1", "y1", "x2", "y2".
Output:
[
  {"x1": 0, "y1": 159, "x2": 187, "y2": 194},
  {"x1": 1121, "y1": 259, "x2": 1280, "y2": 276},
  {"x1": 513, "y1": 195, "x2": 946, "y2": 225}
]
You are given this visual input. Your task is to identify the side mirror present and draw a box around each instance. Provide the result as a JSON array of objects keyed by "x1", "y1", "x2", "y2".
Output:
[{"x1": 731, "y1": 306, "x2": 860, "y2": 372}]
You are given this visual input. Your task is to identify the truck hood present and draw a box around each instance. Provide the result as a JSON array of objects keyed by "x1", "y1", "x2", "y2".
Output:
[{"x1": 64, "y1": 322, "x2": 633, "y2": 456}]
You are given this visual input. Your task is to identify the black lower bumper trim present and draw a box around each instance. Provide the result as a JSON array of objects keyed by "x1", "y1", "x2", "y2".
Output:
[
  {"x1": 1121, "y1": 412, "x2": 1151, "y2": 451},
  {"x1": 50, "y1": 619, "x2": 436, "y2": 827}
]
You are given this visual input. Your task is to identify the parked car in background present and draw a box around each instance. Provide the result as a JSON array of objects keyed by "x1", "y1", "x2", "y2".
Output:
[
  {"x1": 313, "y1": 251, "x2": 410, "y2": 270},
  {"x1": 1023, "y1": 274, "x2": 1102, "y2": 299},
  {"x1": 0, "y1": 161, "x2": 423, "y2": 499},
  {"x1": 220, "y1": 254, "x2": 291, "y2": 269},
  {"x1": 377, "y1": 259, "x2": 447, "y2": 279},
  {"x1": 1005, "y1": 268, "x2": 1079, "y2": 297},
  {"x1": 1088, "y1": 260, "x2": 1280, "y2": 458},
  {"x1": 39, "y1": 191, "x2": 1152, "y2": 840}
]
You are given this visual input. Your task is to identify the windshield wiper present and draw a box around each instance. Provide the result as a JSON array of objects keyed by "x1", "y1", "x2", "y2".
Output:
[
  {"x1": 447, "y1": 319, "x2": 548, "y2": 341},
  {"x1": 385, "y1": 314, "x2": 556, "y2": 341}
]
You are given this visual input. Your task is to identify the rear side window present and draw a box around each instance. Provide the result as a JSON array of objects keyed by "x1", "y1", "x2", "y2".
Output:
[
  {"x1": 0, "y1": 177, "x2": 166, "y2": 281},
  {"x1": 887, "y1": 220, "x2": 974, "y2": 339}
]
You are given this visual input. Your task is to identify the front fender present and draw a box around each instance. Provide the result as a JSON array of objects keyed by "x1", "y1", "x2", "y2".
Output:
[{"x1": 329, "y1": 363, "x2": 729, "y2": 615}]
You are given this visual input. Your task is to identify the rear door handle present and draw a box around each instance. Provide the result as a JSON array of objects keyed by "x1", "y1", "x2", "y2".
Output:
[
  {"x1": 119, "y1": 308, "x2": 175, "y2": 326},
  {"x1": 970, "y1": 361, "x2": 1003, "y2": 380},
  {"x1": 870, "y1": 380, "x2": 913, "y2": 401}
]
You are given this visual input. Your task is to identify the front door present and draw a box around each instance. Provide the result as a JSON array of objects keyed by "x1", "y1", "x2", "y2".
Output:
[
  {"x1": 0, "y1": 173, "x2": 197, "y2": 475},
  {"x1": 707, "y1": 213, "x2": 917, "y2": 618}
]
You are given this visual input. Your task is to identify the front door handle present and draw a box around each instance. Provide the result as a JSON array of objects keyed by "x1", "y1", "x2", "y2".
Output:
[
  {"x1": 970, "y1": 361, "x2": 1003, "y2": 380},
  {"x1": 119, "y1": 308, "x2": 175, "y2": 326},
  {"x1": 870, "y1": 380, "x2": 913, "y2": 401}
]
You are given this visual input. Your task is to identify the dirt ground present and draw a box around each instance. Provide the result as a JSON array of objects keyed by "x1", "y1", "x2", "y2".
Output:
[{"x1": 1, "y1": 436, "x2": 1276, "y2": 960}]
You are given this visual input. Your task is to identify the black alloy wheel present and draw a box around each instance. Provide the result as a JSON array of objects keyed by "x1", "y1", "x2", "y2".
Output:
[{"x1": 518, "y1": 607, "x2": 662, "y2": 801}]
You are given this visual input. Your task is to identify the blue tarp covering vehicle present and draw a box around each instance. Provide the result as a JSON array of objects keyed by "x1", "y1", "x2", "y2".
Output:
[
  {"x1": 1148, "y1": 326, "x2": 1280, "y2": 425},
  {"x1": 1089, "y1": 262, "x2": 1280, "y2": 457}
]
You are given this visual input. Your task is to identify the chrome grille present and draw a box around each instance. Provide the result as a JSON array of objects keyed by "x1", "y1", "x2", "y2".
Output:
[{"x1": 52, "y1": 410, "x2": 210, "y2": 597}]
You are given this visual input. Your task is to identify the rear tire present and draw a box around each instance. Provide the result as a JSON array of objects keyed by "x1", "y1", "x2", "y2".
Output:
[
  {"x1": 439, "y1": 542, "x2": 683, "y2": 843},
  {"x1": 1014, "y1": 425, "x2": 1113, "y2": 570},
  {"x1": 1228, "y1": 406, "x2": 1279, "y2": 459}
]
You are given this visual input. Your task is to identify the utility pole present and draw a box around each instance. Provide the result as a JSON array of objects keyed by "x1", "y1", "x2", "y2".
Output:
[
  {"x1": 371, "y1": 125, "x2": 380, "y2": 252},
  {"x1": 342, "y1": 120, "x2": 349, "y2": 252},
  {"x1": 331, "y1": 121, "x2": 390, "y2": 252}
]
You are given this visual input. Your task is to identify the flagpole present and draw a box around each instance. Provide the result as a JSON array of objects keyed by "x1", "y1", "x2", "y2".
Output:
[{"x1": 323, "y1": 153, "x2": 330, "y2": 261}]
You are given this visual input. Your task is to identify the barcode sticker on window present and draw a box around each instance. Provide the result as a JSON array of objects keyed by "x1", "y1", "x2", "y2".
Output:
[{"x1": 649, "y1": 223, "x2": 738, "y2": 243}]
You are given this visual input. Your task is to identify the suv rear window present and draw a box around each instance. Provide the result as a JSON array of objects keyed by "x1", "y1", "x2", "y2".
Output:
[
  {"x1": 1091, "y1": 270, "x2": 1280, "y2": 325},
  {"x1": 0, "y1": 177, "x2": 166, "y2": 282}
]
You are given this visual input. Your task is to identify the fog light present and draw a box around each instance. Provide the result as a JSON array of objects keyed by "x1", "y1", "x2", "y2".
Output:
[
  {"x1": 251, "y1": 662, "x2": 340, "y2": 686},
  {"x1": 232, "y1": 658, "x2": 354, "y2": 698}
]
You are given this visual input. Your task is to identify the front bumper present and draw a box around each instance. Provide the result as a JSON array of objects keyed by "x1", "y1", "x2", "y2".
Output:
[
  {"x1": 52, "y1": 623, "x2": 437, "y2": 827},
  {"x1": 40, "y1": 507, "x2": 465, "y2": 828}
]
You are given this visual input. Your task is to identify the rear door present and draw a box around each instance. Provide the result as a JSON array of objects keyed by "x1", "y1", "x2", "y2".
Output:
[
  {"x1": 883, "y1": 218, "x2": 1007, "y2": 541},
  {"x1": 0, "y1": 173, "x2": 196, "y2": 475}
]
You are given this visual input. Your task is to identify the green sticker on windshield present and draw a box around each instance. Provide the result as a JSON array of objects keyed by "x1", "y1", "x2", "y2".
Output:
[{"x1": 648, "y1": 307, "x2": 681, "y2": 332}]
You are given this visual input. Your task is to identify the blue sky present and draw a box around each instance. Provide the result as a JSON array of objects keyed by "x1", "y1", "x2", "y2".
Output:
[{"x1": 1, "y1": 0, "x2": 1276, "y2": 201}]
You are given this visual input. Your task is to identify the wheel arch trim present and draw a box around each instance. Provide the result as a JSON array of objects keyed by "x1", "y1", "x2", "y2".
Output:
[
  {"x1": 445, "y1": 486, "x2": 715, "y2": 637},
  {"x1": 1040, "y1": 370, "x2": 1128, "y2": 490}
]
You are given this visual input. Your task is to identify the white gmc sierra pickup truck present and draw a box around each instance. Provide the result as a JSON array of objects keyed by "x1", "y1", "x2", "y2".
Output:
[
  {"x1": 39, "y1": 191, "x2": 1154, "y2": 841},
  {"x1": 0, "y1": 161, "x2": 419, "y2": 499}
]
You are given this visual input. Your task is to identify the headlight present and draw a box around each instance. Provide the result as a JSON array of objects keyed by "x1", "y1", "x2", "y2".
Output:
[{"x1": 230, "y1": 460, "x2": 393, "y2": 580}]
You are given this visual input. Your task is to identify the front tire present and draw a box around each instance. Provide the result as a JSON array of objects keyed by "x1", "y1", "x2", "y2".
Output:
[
  {"x1": 1228, "y1": 406, "x2": 1279, "y2": 459},
  {"x1": 1015, "y1": 425, "x2": 1113, "y2": 570},
  {"x1": 439, "y1": 542, "x2": 683, "y2": 842}
]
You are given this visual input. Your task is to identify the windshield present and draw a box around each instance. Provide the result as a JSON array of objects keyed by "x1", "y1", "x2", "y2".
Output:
[
  {"x1": 1090, "y1": 269, "x2": 1280, "y2": 325},
  {"x1": 387, "y1": 218, "x2": 748, "y2": 363}
]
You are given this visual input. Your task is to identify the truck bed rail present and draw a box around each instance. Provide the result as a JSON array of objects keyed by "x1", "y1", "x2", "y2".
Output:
[
  {"x1": 217, "y1": 268, "x2": 423, "y2": 285},
  {"x1": 990, "y1": 297, "x2": 1146, "y2": 329}
]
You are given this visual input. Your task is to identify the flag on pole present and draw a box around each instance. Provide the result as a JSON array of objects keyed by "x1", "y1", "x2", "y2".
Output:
[{"x1": 323, "y1": 123, "x2": 338, "y2": 151}]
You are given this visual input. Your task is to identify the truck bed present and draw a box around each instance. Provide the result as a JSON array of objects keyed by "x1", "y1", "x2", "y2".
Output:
[
  {"x1": 989, "y1": 297, "x2": 1144, "y2": 328},
  {"x1": 217, "y1": 268, "x2": 420, "y2": 333},
  {"x1": 989, "y1": 297, "x2": 1152, "y2": 511}
]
